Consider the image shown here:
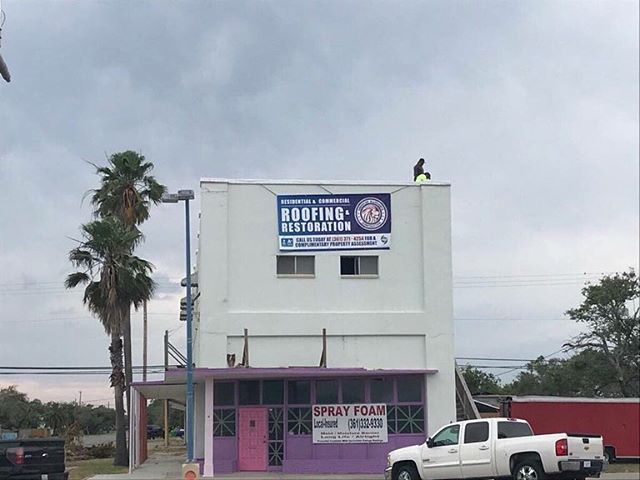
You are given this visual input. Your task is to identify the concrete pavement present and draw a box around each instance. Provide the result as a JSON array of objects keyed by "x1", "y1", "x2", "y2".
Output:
[{"x1": 87, "y1": 451, "x2": 638, "y2": 480}]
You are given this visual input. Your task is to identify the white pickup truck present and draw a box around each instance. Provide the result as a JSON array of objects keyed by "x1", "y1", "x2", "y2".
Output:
[{"x1": 385, "y1": 417, "x2": 604, "y2": 480}]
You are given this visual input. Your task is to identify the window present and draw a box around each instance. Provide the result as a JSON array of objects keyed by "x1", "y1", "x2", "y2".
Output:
[
  {"x1": 277, "y1": 256, "x2": 315, "y2": 276},
  {"x1": 213, "y1": 409, "x2": 236, "y2": 437},
  {"x1": 497, "y1": 421, "x2": 533, "y2": 439},
  {"x1": 287, "y1": 407, "x2": 312, "y2": 435},
  {"x1": 263, "y1": 380, "x2": 284, "y2": 405},
  {"x1": 371, "y1": 378, "x2": 394, "y2": 403},
  {"x1": 315, "y1": 380, "x2": 338, "y2": 404},
  {"x1": 287, "y1": 380, "x2": 310, "y2": 404},
  {"x1": 397, "y1": 376, "x2": 422, "y2": 403},
  {"x1": 214, "y1": 382, "x2": 235, "y2": 406},
  {"x1": 464, "y1": 422, "x2": 489, "y2": 444},
  {"x1": 388, "y1": 405, "x2": 424, "y2": 434},
  {"x1": 432, "y1": 424, "x2": 460, "y2": 447},
  {"x1": 340, "y1": 256, "x2": 378, "y2": 276},
  {"x1": 342, "y1": 379, "x2": 365, "y2": 403},
  {"x1": 239, "y1": 381, "x2": 260, "y2": 405},
  {"x1": 268, "y1": 408, "x2": 284, "y2": 466}
]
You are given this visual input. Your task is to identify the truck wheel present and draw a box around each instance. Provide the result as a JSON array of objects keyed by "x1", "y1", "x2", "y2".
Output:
[
  {"x1": 513, "y1": 461, "x2": 546, "y2": 480},
  {"x1": 604, "y1": 447, "x2": 615, "y2": 463},
  {"x1": 394, "y1": 464, "x2": 419, "y2": 480}
]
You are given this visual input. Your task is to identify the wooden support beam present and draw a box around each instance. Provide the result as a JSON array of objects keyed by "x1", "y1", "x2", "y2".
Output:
[
  {"x1": 163, "y1": 399, "x2": 169, "y2": 447},
  {"x1": 319, "y1": 328, "x2": 327, "y2": 367},
  {"x1": 241, "y1": 328, "x2": 249, "y2": 367}
]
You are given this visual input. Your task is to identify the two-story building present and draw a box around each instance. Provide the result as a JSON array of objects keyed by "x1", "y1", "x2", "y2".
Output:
[{"x1": 132, "y1": 178, "x2": 456, "y2": 477}]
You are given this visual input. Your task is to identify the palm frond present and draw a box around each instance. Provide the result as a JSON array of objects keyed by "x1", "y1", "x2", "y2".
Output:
[{"x1": 65, "y1": 272, "x2": 91, "y2": 289}]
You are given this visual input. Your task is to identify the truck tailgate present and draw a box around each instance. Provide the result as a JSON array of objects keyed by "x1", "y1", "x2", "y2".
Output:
[
  {"x1": 2, "y1": 438, "x2": 66, "y2": 476},
  {"x1": 567, "y1": 434, "x2": 603, "y2": 460}
]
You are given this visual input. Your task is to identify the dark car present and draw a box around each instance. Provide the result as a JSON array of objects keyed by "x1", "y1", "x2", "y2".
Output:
[
  {"x1": 147, "y1": 425, "x2": 164, "y2": 439},
  {"x1": 0, "y1": 438, "x2": 68, "y2": 480}
]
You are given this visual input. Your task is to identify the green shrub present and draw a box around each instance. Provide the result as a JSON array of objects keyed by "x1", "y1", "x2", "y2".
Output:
[{"x1": 85, "y1": 442, "x2": 115, "y2": 459}]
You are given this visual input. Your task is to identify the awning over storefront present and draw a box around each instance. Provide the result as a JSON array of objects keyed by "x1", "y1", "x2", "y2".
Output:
[
  {"x1": 131, "y1": 381, "x2": 186, "y2": 403},
  {"x1": 131, "y1": 366, "x2": 437, "y2": 401}
]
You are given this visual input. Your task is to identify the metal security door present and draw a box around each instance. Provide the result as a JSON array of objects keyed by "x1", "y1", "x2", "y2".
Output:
[{"x1": 238, "y1": 407, "x2": 267, "y2": 471}]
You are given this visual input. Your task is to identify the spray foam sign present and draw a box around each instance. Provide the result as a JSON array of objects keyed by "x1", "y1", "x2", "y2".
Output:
[
  {"x1": 312, "y1": 403, "x2": 388, "y2": 444},
  {"x1": 277, "y1": 193, "x2": 391, "y2": 251}
]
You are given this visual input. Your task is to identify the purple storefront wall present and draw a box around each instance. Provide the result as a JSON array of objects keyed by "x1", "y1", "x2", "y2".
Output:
[
  {"x1": 140, "y1": 368, "x2": 437, "y2": 475},
  {"x1": 210, "y1": 434, "x2": 424, "y2": 474}
]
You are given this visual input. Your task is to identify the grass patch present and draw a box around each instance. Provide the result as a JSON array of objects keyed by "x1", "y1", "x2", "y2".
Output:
[{"x1": 67, "y1": 457, "x2": 128, "y2": 480}]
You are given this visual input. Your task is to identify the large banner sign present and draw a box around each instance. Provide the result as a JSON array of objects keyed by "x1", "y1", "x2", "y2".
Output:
[
  {"x1": 312, "y1": 404, "x2": 388, "y2": 444},
  {"x1": 277, "y1": 193, "x2": 391, "y2": 251}
]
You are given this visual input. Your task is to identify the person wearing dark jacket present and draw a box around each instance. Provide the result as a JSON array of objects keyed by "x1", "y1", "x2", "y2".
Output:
[{"x1": 413, "y1": 158, "x2": 431, "y2": 182}]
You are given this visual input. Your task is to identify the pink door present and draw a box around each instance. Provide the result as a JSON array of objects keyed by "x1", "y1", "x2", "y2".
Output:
[{"x1": 238, "y1": 407, "x2": 268, "y2": 471}]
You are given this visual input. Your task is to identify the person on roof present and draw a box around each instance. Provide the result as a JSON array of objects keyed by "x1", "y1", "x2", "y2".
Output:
[{"x1": 413, "y1": 158, "x2": 431, "y2": 183}]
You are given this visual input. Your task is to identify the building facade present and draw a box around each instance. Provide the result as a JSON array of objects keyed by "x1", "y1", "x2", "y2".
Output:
[{"x1": 134, "y1": 178, "x2": 456, "y2": 476}]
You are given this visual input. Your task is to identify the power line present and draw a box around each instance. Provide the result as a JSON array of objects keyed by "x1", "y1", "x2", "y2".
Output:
[
  {"x1": 0, "y1": 312, "x2": 178, "y2": 325},
  {"x1": 454, "y1": 317, "x2": 569, "y2": 322},
  {"x1": 453, "y1": 272, "x2": 614, "y2": 280},
  {"x1": 460, "y1": 363, "x2": 526, "y2": 370},
  {"x1": 0, "y1": 370, "x2": 166, "y2": 376},
  {"x1": 494, "y1": 347, "x2": 570, "y2": 377},
  {"x1": 456, "y1": 356, "x2": 535, "y2": 362},
  {"x1": 0, "y1": 365, "x2": 168, "y2": 370}
]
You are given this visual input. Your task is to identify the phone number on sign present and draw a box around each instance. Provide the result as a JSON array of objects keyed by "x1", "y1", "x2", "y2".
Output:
[{"x1": 348, "y1": 418, "x2": 384, "y2": 430}]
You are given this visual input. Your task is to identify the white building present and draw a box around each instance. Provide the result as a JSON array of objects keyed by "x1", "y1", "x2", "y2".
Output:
[{"x1": 133, "y1": 178, "x2": 456, "y2": 476}]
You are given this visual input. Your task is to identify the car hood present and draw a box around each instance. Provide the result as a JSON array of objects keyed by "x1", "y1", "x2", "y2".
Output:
[{"x1": 389, "y1": 444, "x2": 421, "y2": 462}]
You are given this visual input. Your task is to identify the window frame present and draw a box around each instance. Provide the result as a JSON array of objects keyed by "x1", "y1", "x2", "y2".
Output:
[
  {"x1": 276, "y1": 255, "x2": 315, "y2": 277},
  {"x1": 432, "y1": 424, "x2": 461, "y2": 447},
  {"x1": 463, "y1": 421, "x2": 489, "y2": 444},
  {"x1": 340, "y1": 255, "x2": 379, "y2": 278}
]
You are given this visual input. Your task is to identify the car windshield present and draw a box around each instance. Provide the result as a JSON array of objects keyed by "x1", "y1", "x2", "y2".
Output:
[{"x1": 497, "y1": 421, "x2": 533, "y2": 439}]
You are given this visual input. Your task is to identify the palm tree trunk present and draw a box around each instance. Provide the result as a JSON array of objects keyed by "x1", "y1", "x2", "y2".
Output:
[
  {"x1": 110, "y1": 332, "x2": 129, "y2": 467},
  {"x1": 123, "y1": 306, "x2": 133, "y2": 421}
]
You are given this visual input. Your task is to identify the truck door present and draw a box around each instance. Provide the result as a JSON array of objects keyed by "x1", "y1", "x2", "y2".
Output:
[
  {"x1": 460, "y1": 421, "x2": 493, "y2": 478},
  {"x1": 421, "y1": 424, "x2": 462, "y2": 480}
]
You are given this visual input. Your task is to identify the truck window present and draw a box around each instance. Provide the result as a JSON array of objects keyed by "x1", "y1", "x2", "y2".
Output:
[
  {"x1": 497, "y1": 421, "x2": 533, "y2": 439},
  {"x1": 432, "y1": 424, "x2": 460, "y2": 447},
  {"x1": 464, "y1": 421, "x2": 489, "y2": 443}
]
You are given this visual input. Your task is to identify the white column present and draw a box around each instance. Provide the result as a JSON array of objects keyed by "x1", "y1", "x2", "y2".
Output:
[
  {"x1": 203, "y1": 378, "x2": 215, "y2": 477},
  {"x1": 421, "y1": 186, "x2": 456, "y2": 431}
]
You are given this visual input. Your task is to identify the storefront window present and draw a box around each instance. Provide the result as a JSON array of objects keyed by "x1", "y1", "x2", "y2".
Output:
[
  {"x1": 397, "y1": 376, "x2": 422, "y2": 403},
  {"x1": 239, "y1": 380, "x2": 260, "y2": 405},
  {"x1": 315, "y1": 379, "x2": 338, "y2": 404},
  {"x1": 342, "y1": 379, "x2": 365, "y2": 403},
  {"x1": 386, "y1": 376, "x2": 424, "y2": 434},
  {"x1": 396, "y1": 405, "x2": 424, "y2": 433},
  {"x1": 371, "y1": 377, "x2": 394, "y2": 403},
  {"x1": 214, "y1": 382, "x2": 235, "y2": 406},
  {"x1": 287, "y1": 380, "x2": 310, "y2": 404},
  {"x1": 268, "y1": 408, "x2": 284, "y2": 466},
  {"x1": 263, "y1": 380, "x2": 284, "y2": 405},
  {"x1": 213, "y1": 408, "x2": 236, "y2": 437},
  {"x1": 287, "y1": 407, "x2": 312, "y2": 435}
]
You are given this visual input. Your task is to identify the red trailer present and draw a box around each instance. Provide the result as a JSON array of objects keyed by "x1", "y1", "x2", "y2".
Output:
[{"x1": 501, "y1": 396, "x2": 640, "y2": 461}]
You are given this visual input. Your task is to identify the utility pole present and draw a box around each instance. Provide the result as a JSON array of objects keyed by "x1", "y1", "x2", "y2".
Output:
[
  {"x1": 143, "y1": 300, "x2": 148, "y2": 382},
  {"x1": 164, "y1": 329, "x2": 169, "y2": 447},
  {"x1": 78, "y1": 391, "x2": 82, "y2": 406}
]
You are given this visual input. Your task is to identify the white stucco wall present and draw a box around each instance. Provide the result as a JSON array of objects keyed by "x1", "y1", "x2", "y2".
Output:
[{"x1": 194, "y1": 179, "x2": 455, "y2": 428}]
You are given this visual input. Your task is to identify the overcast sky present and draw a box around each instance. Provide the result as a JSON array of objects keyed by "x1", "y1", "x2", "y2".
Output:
[{"x1": 1, "y1": 0, "x2": 638, "y2": 405}]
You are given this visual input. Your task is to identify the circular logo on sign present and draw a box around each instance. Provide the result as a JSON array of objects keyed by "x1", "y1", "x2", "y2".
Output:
[{"x1": 355, "y1": 197, "x2": 388, "y2": 231}]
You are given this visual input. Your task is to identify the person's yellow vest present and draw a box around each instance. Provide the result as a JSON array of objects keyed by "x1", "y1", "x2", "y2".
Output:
[{"x1": 415, "y1": 173, "x2": 428, "y2": 184}]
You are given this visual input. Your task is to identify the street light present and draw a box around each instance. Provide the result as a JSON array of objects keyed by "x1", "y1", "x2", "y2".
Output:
[{"x1": 162, "y1": 188, "x2": 195, "y2": 462}]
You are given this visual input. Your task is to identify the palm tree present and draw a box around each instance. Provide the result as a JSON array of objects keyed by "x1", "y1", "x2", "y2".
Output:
[
  {"x1": 66, "y1": 218, "x2": 155, "y2": 466},
  {"x1": 89, "y1": 150, "x2": 166, "y2": 413}
]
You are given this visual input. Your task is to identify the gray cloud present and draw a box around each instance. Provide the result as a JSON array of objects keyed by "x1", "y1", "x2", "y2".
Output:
[{"x1": 1, "y1": 0, "x2": 638, "y2": 399}]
